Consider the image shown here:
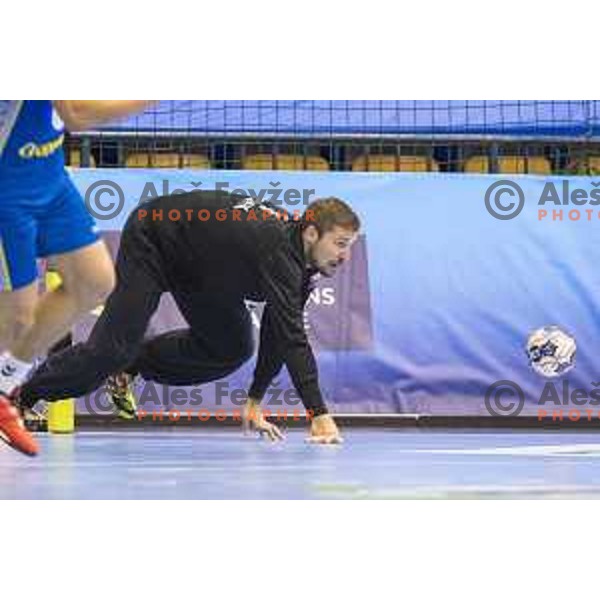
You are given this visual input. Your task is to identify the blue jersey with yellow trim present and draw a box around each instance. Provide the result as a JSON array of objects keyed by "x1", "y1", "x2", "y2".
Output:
[{"x1": 0, "y1": 100, "x2": 66, "y2": 186}]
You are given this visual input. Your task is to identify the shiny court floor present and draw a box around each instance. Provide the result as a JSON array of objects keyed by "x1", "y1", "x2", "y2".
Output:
[{"x1": 3, "y1": 429, "x2": 600, "y2": 499}]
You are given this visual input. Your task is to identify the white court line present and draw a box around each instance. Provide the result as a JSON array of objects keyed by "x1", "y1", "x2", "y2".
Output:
[
  {"x1": 315, "y1": 482, "x2": 600, "y2": 498},
  {"x1": 417, "y1": 444, "x2": 600, "y2": 457}
]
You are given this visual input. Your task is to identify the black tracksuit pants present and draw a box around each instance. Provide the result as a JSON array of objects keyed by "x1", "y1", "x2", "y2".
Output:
[{"x1": 20, "y1": 218, "x2": 254, "y2": 407}]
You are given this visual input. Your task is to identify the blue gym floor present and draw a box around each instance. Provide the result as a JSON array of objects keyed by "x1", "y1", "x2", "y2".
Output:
[{"x1": 3, "y1": 429, "x2": 600, "y2": 499}]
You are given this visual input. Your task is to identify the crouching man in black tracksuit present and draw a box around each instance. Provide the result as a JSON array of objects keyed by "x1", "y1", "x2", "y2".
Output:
[{"x1": 15, "y1": 190, "x2": 361, "y2": 445}]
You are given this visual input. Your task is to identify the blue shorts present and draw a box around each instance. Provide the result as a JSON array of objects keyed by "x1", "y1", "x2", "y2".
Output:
[{"x1": 0, "y1": 173, "x2": 99, "y2": 291}]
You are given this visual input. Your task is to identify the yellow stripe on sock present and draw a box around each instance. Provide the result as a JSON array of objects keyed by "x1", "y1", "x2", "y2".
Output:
[{"x1": 0, "y1": 239, "x2": 12, "y2": 292}]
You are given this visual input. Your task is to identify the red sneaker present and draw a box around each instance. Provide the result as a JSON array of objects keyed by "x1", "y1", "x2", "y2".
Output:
[{"x1": 0, "y1": 393, "x2": 40, "y2": 456}]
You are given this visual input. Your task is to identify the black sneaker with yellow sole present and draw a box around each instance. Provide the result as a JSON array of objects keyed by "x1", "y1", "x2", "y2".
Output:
[{"x1": 106, "y1": 373, "x2": 138, "y2": 420}]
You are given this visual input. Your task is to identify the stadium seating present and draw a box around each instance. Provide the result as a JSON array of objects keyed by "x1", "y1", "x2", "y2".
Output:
[
  {"x1": 351, "y1": 155, "x2": 439, "y2": 172},
  {"x1": 67, "y1": 149, "x2": 96, "y2": 168},
  {"x1": 241, "y1": 154, "x2": 330, "y2": 171},
  {"x1": 464, "y1": 155, "x2": 551, "y2": 174},
  {"x1": 125, "y1": 153, "x2": 211, "y2": 168},
  {"x1": 568, "y1": 156, "x2": 600, "y2": 174}
]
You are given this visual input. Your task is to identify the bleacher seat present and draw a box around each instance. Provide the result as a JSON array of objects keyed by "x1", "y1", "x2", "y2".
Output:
[
  {"x1": 568, "y1": 156, "x2": 600, "y2": 174},
  {"x1": 464, "y1": 156, "x2": 551, "y2": 175},
  {"x1": 586, "y1": 157, "x2": 600, "y2": 173},
  {"x1": 351, "y1": 155, "x2": 439, "y2": 172},
  {"x1": 125, "y1": 153, "x2": 211, "y2": 168},
  {"x1": 241, "y1": 154, "x2": 330, "y2": 171},
  {"x1": 68, "y1": 149, "x2": 96, "y2": 168}
]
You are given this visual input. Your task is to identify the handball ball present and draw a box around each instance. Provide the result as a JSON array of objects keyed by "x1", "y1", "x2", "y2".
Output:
[{"x1": 526, "y1": 325, "x2": 576, "y2": 377}]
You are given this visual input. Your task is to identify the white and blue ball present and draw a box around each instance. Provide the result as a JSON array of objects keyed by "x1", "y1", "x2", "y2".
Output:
[{"x1": 526, "y1": 325, "x2": 576, "y2": 377}]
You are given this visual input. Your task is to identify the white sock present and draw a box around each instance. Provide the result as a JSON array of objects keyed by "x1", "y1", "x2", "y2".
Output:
[{"x1": 0, "y1": 352, "x2": 33, "y2": 396}]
